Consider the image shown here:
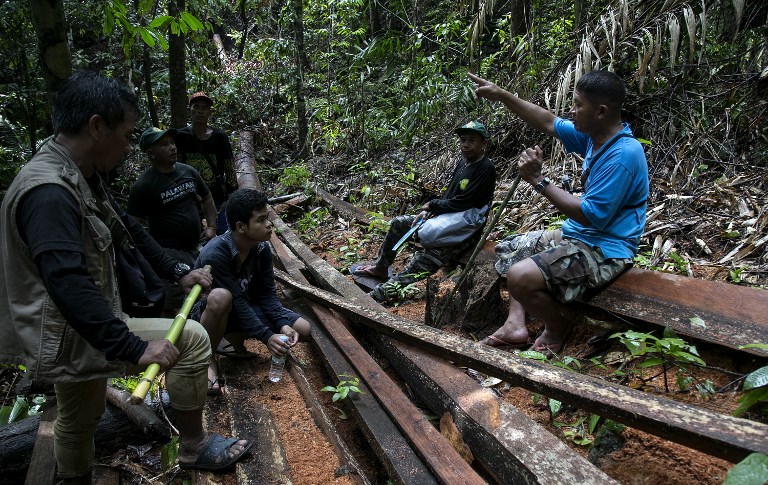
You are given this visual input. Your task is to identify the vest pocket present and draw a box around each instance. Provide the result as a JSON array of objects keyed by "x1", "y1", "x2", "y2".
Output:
[{"x1": 84, "y1": 215, "x2": 112, "y2": 252}]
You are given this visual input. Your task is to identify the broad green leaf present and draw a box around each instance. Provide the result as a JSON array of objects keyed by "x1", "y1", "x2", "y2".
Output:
[
  {"x1": 739, "y1": 343, "x2": 768, "y2": 351},
  {"x1": 160, "y1": 436, "x2": 179, "y2": 472},
  {"x1": 636, "y1": 138, "x2": 653, "y2": 145},
  {"x1": 743, "y1": 366, "x2": 768, "y2": 391},
  {"x1": 180, "y1": 12, "x2": 204, "y2": 31},
  {"x1": 320, "y1": 385, "x2": 336, "y2": 392},
  {"x1": 689, "y1": 315, "x2": 706, "y2": 328},
  {"x1": 149, "y1": 15, "x2": 172, "y2": 29},
  {"x1": 548, "y1": 399, "x2": 561, "y2": 417},
  {"x1": 733, "y1": 388, "x2": 768, "y2": 416},
  {"x1": 637, "y1": 357, "x2": 664, "y2": 368},
  {"x1": 8, "y1": 397, "x2": 29, "y2": 423},
  {"x1": 723, "y1": 453, "x2": 768, "y2": 485},
  {"x1": 518, "y1": 350, "x2": 548, "y2": 360},
  {"x1": 139, "y1": 27, "x2": 155, "y2": 47},
  {"x1": 0, "y1": 405, "x2": 11, "y2": 424},
  {"x1": 588, "y1": 414, "x2": 600, "y2": 434}
]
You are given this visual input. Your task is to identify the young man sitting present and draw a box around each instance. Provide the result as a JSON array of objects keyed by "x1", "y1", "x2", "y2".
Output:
[{"x1": 191, "y1": 189, "x2": 311, "y2": 393}]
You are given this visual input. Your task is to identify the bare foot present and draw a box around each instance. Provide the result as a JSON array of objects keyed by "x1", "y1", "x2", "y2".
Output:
[{"x1": 481, "y1": 321, "x2": 529, "y2": 347}]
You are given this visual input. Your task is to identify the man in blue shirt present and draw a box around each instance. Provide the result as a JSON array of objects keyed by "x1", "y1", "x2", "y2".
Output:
[
  {"x1": 468, "y1": 70, "x2": 648, "y2": 356},
  {"x1": 191, "y1": 189, "x2": 311, "y2": 392}
]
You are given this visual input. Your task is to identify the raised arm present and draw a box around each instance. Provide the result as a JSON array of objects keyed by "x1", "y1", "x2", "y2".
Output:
[{"x1": 468, "y1": 73, "x2": 556, "y2": 137}]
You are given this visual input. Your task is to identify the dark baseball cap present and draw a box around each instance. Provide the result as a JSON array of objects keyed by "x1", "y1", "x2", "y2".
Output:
[
  {"x1": 188, "y1": 91, "x2": 213, "y2": 107},
  {"x1": 455, "y1": 120, "x2": 489, "y2": 139},
  {"x1": 139, "y1": 126, "x2": 177, "y2": 151}
]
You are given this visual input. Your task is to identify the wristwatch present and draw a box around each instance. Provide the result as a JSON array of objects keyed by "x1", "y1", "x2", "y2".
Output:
[
  {"x1": 171, "y1": 262, "x2": 192, "y2": 283},
  {"x1": 533, "y1": 177, "x2": 551, "y2": 194}
]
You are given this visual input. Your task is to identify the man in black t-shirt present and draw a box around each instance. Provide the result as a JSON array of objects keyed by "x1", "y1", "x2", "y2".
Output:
[
  {"x1": 129, "y1": 127, "x2": 218, "y2": 314},
  {"x1": 353, "y1": 121, "x2": 496, "y2": 304},
  {"x1": 175, "y1": 92, "x2": 238, "y2": 233}
]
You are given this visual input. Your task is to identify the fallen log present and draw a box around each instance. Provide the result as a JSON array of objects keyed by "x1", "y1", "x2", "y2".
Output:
[
  {"x1": 273, "y1": 270, "x2": 768, "y2": 463},
  {"x1": 0, "y1": 400, "x2": 156, "y2": 484},
  {"x1": 235, "y1": 130, "x2": 262, "y2": 190},
  {"x1": 105, "y1": 386, "x2": 171, "y2": 441}
]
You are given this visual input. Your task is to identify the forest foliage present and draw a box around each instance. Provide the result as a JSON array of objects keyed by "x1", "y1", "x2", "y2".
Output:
[{"x1": 0, "y1": 0, "x2": 766, "y2": 278}]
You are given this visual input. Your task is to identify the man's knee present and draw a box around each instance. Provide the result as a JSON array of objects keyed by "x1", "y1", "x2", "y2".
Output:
[
  {"x1": 204, "y1": 288, "x2": 232, "y2": 315},
  {"x1": 293, "y1": 317, "x2": 311, "y2": 340},
  {"x1": 507, "y1": 259, "x2": 546, "y2": 297}
]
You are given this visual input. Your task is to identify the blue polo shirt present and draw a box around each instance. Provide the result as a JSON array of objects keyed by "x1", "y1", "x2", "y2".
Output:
[{"x1": 554, "y1": 117, "x2": 648, "y2": 259}]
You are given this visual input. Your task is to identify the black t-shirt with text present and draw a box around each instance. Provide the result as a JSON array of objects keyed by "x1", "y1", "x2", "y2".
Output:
[{"x1": 127, "y1": 163, "x2": 209, "y2": 250}]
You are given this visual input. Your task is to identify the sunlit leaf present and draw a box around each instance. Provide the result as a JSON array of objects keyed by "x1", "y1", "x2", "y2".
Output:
[
  {"x1": 723, "y1": 453, "x2": 768, "y2": 485},
  {"x1": 744, "y1": 366, "x2": 768, "y2": 391}
]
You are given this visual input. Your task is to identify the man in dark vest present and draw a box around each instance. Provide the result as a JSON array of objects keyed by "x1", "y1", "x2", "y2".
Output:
[{"x1": 0, "y1": 72, "x2": 251, "y2": 483}]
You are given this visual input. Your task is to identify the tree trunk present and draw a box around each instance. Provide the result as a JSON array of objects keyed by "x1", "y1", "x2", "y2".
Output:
[
  {"x1": 168, "y1": 0, "x2": 187, "y2": 128},
  {"x1": 237, "y1": 0, "x2": 248, "y2": 60},
  {"x1": 367, "y1": 0, "x2": 382, "y2": 38},
  {"x1": 573, "y1": 0, "x2": 586, "y2": 35},
  {"x1": 293, "y1": 0, "x2": 309, "y2": 159},
  {"x1": 509, "y1": 0, "x2": 531, "y2": 37},
  {"x1": 28, "y1": 0, "x2": 72, "y2": 107},
  {"x1": 134, "y1": 0, "x2": 158, "y2": 127}
]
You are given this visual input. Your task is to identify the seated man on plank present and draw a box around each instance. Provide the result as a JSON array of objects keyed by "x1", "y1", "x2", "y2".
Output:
[
  {"x1": 191, "y1": 189, "x2": 311, "y2": 391},
  {"x1": 354, "y1": 121, "x2": 496, "y2": 304},
  {"x1": 469, "y1": 70, "x2": 648, "y2": 356}
]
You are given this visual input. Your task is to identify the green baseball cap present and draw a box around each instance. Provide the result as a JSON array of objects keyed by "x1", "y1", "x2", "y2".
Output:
[
  {"x1": 455, "y1": 120, "x2": 489, "y2": 139},
  {"x1": 139, "y1": 126, "x2": 177, "y2": 151}
]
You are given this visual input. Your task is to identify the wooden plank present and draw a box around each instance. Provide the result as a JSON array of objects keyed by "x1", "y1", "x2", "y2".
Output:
[
  {"x1": 273, "y1": 270, "x2": 768, "y2": 463},
  {"x1": 577, "y1": 268, "x2": 768, "y2": 357},
  {"x1": 270, "y1": 233, "x2": 448, "y2": 485},
  {"x1": 271, "y1": 213, "x2": 614, "y2": 484},
  {"x1": 305, "y1": 299, "x2": 486, "y2": 485},
  {"x1": 368, "y1": 335, "x2": 618, "y2": 485},
  {"x1": 284, "y1": 331, "x2": 374, "y2": 485},
  {"x1": 310, "y1": 321, "x2": 439, "y2": 485},
  {"x1": 24, "y1": 404, "x2": 57, "y2": 485},
  {"x1": 218, "y1": 357, "x2": 292, "y2": 484}
]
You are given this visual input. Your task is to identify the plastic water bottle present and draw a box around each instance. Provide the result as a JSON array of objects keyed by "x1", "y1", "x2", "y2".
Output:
[{"x1": 268, "y1": 335, "x2": 290, "y2": 383}]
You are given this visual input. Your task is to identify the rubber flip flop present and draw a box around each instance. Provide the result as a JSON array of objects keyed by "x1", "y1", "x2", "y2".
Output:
[
  {"x1": 529, "y1": 334, "x2": 572, "y2": 359},
  {"x1": 351, "y1": 264, "x2": 388, "y2": 278},
  {"x1": 216, "y1": 344, "x2": 258, "y2": 360},
  {"x1": 207, "y1": 377, "x2": 222, "y2": 396},
  {"x1": 179, "y1": 433, "x2": 253, "y2": 471}
]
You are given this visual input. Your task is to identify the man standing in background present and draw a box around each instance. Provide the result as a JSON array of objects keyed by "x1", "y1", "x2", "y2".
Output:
[{"x1": 175, "y1": 91, "x2": 238, "y2": 233}]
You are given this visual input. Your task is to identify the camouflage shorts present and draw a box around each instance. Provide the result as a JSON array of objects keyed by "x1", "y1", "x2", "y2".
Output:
[{"x1": 495, "y1": 229, "x2": 631, "y2": 303}]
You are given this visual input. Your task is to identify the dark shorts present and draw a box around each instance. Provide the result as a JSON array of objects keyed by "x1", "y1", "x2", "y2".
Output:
[
  {"x1": 497, "y1": 229, "x2": 632, "y2": 304},
  {"x1": 190, "y1": 297, "x2": 300, "y2": 334}
]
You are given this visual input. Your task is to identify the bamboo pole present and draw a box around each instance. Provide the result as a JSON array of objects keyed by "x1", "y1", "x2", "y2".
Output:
[{"x1": 129, "y1": 265, "x2": 211, "y2": 404}]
